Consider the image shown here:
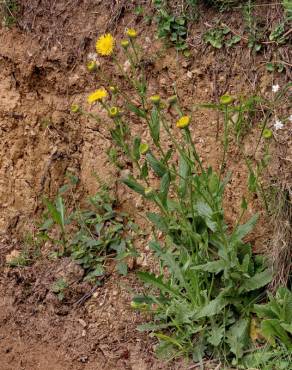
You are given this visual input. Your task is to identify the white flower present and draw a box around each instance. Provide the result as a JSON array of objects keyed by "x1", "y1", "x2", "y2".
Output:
[
  {"x1": 274, "y1": 119, "x2": 284, "y2": 130},
  {"x1": 272, "y1": 84, "x2": 280, "y2": 93},
  {"x1": 289, "y1": 115, "x2": 292, "y2": 123}
]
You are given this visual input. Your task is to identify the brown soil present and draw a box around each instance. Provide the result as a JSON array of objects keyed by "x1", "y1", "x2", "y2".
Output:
[{"x1": 0, "y1": 1, "x2": 291, "y2": 369}]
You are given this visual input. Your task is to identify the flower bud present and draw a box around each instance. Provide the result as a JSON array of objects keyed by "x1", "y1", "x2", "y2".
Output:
[
  {"x1": 126, "y1": 28, "x2": 137, "y2": 39},
  {"x1": 167, "y1": 95, "x2": 178, "y2": 105},
  {"x1": 220, "y1": 94, "x2": 235, "y2": 105},
  {"x1": 71, "y1": 104, "x2": 80, "y2": 113},
  {"x1": 263, "y1": 128, "x2": 272, "y2": 139},
  {"x1": 139, "y1": 143, "x2": 149, "y2": 155},
  {"x1": 87, "y1": 60, "x2": 97, "y2": 72},
  {"x1": 149, "y1": 95, "x2": 161, "y2": 105},
  {"x1": 121, "y1": 40, "x2": 130, "y2": 49}
]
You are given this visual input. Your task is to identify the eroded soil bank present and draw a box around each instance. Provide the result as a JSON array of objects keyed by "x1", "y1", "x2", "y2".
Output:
[{"x1": 0, "y1": 1, "x2": 291, "y2": 369}]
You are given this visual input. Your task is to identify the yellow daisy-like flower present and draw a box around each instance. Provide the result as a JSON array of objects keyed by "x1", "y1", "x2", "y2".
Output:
[
  {"x1": 87, "y1": 88, "x2": 108, "y2": 104},
  {"x1": 176, "y1": 115, "x2": 190, "y2": 129},
  {"x1": 96, "y1": 34, "x2": 115, "y2": 56},
  {"x1": 126, "y1": 28, "x2": 137, "y2": 39}
]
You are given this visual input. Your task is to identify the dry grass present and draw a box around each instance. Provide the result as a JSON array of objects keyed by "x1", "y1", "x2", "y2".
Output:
[{"x1": 269, "y1": 184, "x2": 292, "y2": 291}]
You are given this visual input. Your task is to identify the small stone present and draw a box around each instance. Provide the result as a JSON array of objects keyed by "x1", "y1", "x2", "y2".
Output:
[
  {"x1": 112, "y1": 290, "x2": 118, "y2": 296},
  {"x1": 187, "y1": 71, "x2": 193, "y2": 79},
  {"x1": 6, "y1": 250, "x2": 20, "y2": 264},
  {"x1": 82, "y1": 330, "x2": 86, "y2": 337}
]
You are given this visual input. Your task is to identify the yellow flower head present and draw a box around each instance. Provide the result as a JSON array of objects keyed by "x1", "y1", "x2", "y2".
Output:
[
  {"x1": 176, "y1": 115, "x2": 190, "y2": 129},
  {"x1": 96, "y1": 34, "x2": 115, "y2": 56},
  {"x1": 108, "y1": 106, "x2": 119, "y2": 118},
  {"x1": 121, "y1": 40, "x2": 130, "y2": 49},
  {"x1": 87, "y1": 88, "x2": 108, "y2": 104},
  {"x1": 149, "y1": 95, "x2": 161, "y2": 105},
  {"x1": 126, "y1": 28, "x2": 137, "y2": 39},
  {"x1": 144, "y1": 187, "x2": 154, "y2": 196}
]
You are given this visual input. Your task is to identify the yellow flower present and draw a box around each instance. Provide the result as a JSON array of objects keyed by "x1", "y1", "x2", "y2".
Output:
[
  {"x1": 149, "y1": 95, "x2": 161, "y2": 105},
  {"x1": 96, "y1": 34, "x2": 115, "y2": 56},
  {"x1": 108, "y1": 106, "x2": 119, "y2": 118},
  {"x1": 121, "y1": 40, "x2": 130, "y2": 49},
  {"x1": 87, "y1": 88, "x2": 108, "y2": 104},
  {"x1": 176, "y1": 116, "x2": 190, "y2": 129},
  {"x1": 126, "y1": 28, "x2": 137, "y2": 39}
]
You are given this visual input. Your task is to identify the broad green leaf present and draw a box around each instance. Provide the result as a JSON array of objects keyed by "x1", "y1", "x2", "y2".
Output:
[
  {"x1": 178, "y1": 155, "x2": 190, "y2": 197},
  {"x1": 122, "y1": 177, "x2": 145, "y2": 195},
  {"x1": 147, "y1": 212, "x2": 168, "y2": 233},
  {"x1": 149, "y1": 107, "x2": 160, "y2": 144},
  {"x1": 137, "y1": 271, "x2": 181, "y2": 297},
  {"x1": 261, "y1": 319, "x2": 292, "y2": 349},
  {"x1": 146, "y1": 153, "x2": 167, "y2": 177},
  {"x1": 159, "y1": 171, "x2": 171, "y2": 207},
  {"x1": 207, "y1": 325, "x2": 224, "y2": 346},
  {"x1": 196, "y1": 295, "x2": 227, "y2": 319},
  {"x1": 126, "y1": 103, "x2": 147, "y2": 118},
  {"x1": 196, "y1": 201, "x2": 217, "y2": 231},
  {"x1": 281, "y1": 323, "x2": 292, "y2": 335},
  {"x1": 240, "y1": 269, "x2": 272, "y2": 293},
  {"x1": 132, "y1": 136, "x2": 141, "y2": 161},
  {"x1": 231, "y1": 214, "x2": 258, "y2": 242},
  {"x1": 226, "y1": 318, "x2": 249, "y2": 359},
  {"x1": 192, "y1": 259, "x2": 226, "y2": 274},
  {"x1": 116, "y1": 261, "x2": 128, "y2": 275}
]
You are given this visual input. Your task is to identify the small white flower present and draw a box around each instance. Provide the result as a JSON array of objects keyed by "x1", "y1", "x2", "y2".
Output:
[
  {"x1": 274, "y1": 119, "x2": 284, "y2": 130},
  {"x1": 272, "y1": 84, "x2": 280, "y2": 93},
  {"x1": 87, "y1": 52, "x2": 99, "y2": 62},
  {"x1": 289, "y1": 115, "x2": 292, "y2": 123}
]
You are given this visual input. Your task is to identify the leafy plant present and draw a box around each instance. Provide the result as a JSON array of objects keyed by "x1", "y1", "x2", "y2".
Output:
[
  {"x1": 243, "y1": 0, "x2": 263, "y2": 52},
  {"x1": 40, "y1": 182, "x2": 137, "y2": 281},
  {"x1": 73, "y1": 29, "x2": 281, "y2": 366},
  {"x1": 203, "y1": 25, "x2": 241, "y2": 49},
  {"x1": 51, "y1": 278, "x2": 69, "y2": 301},
  {"x1": 253, "y1": 287, "x2": 292, "y2": 350}
]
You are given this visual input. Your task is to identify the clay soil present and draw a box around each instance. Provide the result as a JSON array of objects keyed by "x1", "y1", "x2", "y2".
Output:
[{"x1": 0, "y1": 1, "x2": 291, "y2": 369}]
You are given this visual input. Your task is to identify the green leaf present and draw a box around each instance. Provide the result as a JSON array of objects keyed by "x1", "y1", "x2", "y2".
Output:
[
  {"x1": 281, "y1": 323, "x2": 292, "y2": 335},
  {"x1": 116, "y1": 261, "x2": 128, "y2": 275},
  {"x1": 133, "y1": 136, "x2": 141, "y2": 161},
  {"x1": 231, "y1": 214, "x2": 258, "y2": 242},
  {"x1": 240, "y1": 269, "x2": 272, "y2": 293},
  {"x1": 196, "y1": 295, "x2": 227, "y2": 319},
  {"x1": 192, "y1": 259, "x2": 226, "y2": 274},
  {"x1": 147, "y1": 212, "x2": 168, "y2": 233},
  {"x1": 207, "y1": 325, "x2": 224, "y2": 346},
  {"x1": 226, "y1": 318, "x2": 249, "y2": 359},
  {"x1": 196, "y1": 201, "x2": 217, "y2": 232},
  {"x1": 159, "y1": 171, "x2": 171, "y2": 207},
  {"x1": 122, "y1": 176, "x2": 145, "y2": 195},
  {"x1": 137, "y1": 271, "x2": 181, "y2": 297},
  {"x1": 146, "y1": 153, "x2": 167, "y2": 177},
  {"x1": 44, "y1": 198, "x2": 62, "y2": 228},
  {"x1": 56, "y1": 196, "x2": 65, "y2": 230},
  {"x1": 126, "y1": 103, "x2": 147, "y2": 118},
  {"x1": 261, "y1": 319, "x2": 292, "y2": 349},
  {"x1": 178, "y1": 155, "x2": 190, "y2": 197},
  {"x1": 150, "y1": 107, "x2": 160, "y2": 144}
]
